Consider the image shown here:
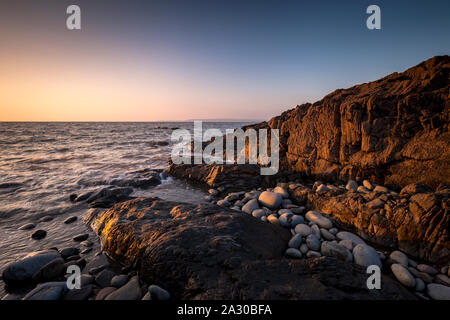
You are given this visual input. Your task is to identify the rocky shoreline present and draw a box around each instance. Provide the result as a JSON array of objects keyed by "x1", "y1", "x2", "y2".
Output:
[
  {"x1": 1, "y1": 56, "x2": 449, "y2": 300},
  {"x1": 2, "y1": 174, "x2": 448, "y2": 300}
]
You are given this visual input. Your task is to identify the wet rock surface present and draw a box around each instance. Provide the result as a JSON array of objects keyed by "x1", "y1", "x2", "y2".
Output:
[{"x1": 83, "y1": 197, "x2": 416, "y2": 299}]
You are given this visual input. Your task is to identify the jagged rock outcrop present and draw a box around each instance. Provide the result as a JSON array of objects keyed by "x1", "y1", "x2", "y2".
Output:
[
  {"x1": 84, "y1": 197, "x2": 416, "y2": 299},
  {"x1": 264, "y1": 56, "x2": 449, "y2": 190}
]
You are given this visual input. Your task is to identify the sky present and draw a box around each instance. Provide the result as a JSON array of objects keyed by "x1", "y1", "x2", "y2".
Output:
[{"x1": 0, "y1": 0, "x2": 449, "y2": 122}]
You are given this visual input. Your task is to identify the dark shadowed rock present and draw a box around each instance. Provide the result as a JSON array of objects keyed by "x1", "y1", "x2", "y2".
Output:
[
  {"x1": 64, "y1": 216, "x2": 77, "y2": 224},
  {"x1": 95, "y1": 269, "x2": 116, "y2": 288},
  {"x1": 23, "y1": 281, "x2": 68, "y2": 300},
  {"x1": 84, "y1": 197, "x2": 415, "y2": 299},
  {"x1": 167, "y1": 163, "x2": 264, "y2": 193},
  {"x1": 73, "y1": 234, "x2": 89, "y2": 242},
  {"x1": 32, "y1": 258, "x2": 65, "y2": 282},
  {"x1": 63, "y1": 284, "x2": 93, "y2": 300},
  {"x1": 2, "y1": 250, "x2": 61, "y2": 285},
  {"x1": 31, "y1": 229, "x2": 47, "y2": 240}
]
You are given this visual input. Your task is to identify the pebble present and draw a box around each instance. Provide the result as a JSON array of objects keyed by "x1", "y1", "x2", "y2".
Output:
[
  {"x1": 352, "y1": 244, "x2": 382, "y2": 268},
  {"x1": 391, "y1": 264, "x2": 416, "y2": 287},
  {"x1": 336, "y1": 231, "x2": 365, "y2": 245},
  {"x1": 417, "y1": 264, "x2": 438, "y2": 275},
  {"x1": 234, "y1": 200, "x2": 244, "y2": 207},
  {"x1": 208, "y1": 189, "x2": 218, "y2": 196},
  {"x1": 23, "y1": 281, "x2": 68, "y2": 300},
  {"x1": 305, "y1": 211, "x2": 333, "y2": 229},
  {"x1": 273, "y1": 186, "x2": 289, "y2": 198},
  {"x1": 363, "y1": 180, "x2": 373, "y2": 190},
  {"x1": 294, "y1": 224, "x2": 312, "y2": 236},
  {"x1": 416, "y1": 272, "x2": 433, "y2": 284},
  {"x1": 242, "y1": 199, "x2": 259, "y2": 214},
  {"x1": 320, "y1": 228, "x2": 335, "y2": 240},
  {"x1": 18, "y1": 223, "x2": 35, "y2": 230},
  {"x1": 426, "y1": 283, "x2": 450, "y2": 300},
  {"x1": 324, "y1": 225, "x2": 335, "y2": 233},
  {"x1": 258, "y1": 191, "x2": 282, "y2": 209},
  {"x1": 291, "y1": 206, "x2": 305, "y2": 214},
  {"x1": 217, "y1": 199, "x2": 230, "y2": 207},
  {"x1": 111, "y1": 274, "x2": 129, "y2": 288},
  {"x1": 95, "y1": 269, "x2": 116, "y2": 288},
  {"x1": 251, "y1": 209, "x2": 265, "y2": 218},
  {"x1": 31, "y1": 229, "x2": 47, "y2": 240},
  {"x1": 357, "y1": 186, "x2": 369, "y2": 193},
  {"x1": 311, "y1": 224, "x2": 321, "y2": 239},
  {"x1": 434, "y1": 274, "x2": 450, "y2": 286},
  {"x1": 80, "y1": 274, "x2": 94, "y2": 286},
  {"x1": 408, "y1": 259, "x2": 418, "y2": 268},
  {"x1": 279, "y1": 213, "x2": 293, "y2": 228},
  {"x1": 32, "y1": 258, "x2": 65, "y2": 281},
  {"x1": 389, "y1": 251, "x2": 409, "y2": 267},
  {"x1": 2, "y1": 250, "x2": 61, "y2": 284},
  {"x1": 346, "y1": 180, "x2": 358, "y2": 191},
  {"x1": 285, "y1": 248, "x2": 303, "y2": 259},
  {"x1": 339, "y1": 239, "x2": 354, "y2": 251},
  {"x1": 60, "y1": 247, "x2": 80, "y2": 259},
  {"x1": 105, "y1": 276, "x2": 142, "y2": 300},
  {"x1": 306, "y1": 234, "x2": 321, "y2": 251},
  {"x1": 316, "y1": 184, "x2": 329, "y2": 194},
  {"x1": 148, "y1": 285, "x2": 171, "y2": 300},
  {"x1": 64, "y1": 216, "x2": 77, "y2": 224},
  {"x1": 415, "y1": 278, "x2": 425, "y2": 292},
  {"x1": 321, "y1": 241, "x2": 352, "y2": 262},
  {"x1": 374, "y1": 185, "x2": 388, "y2": 193},
  {"x1": 96, "y1": 287, "x2": 116, "y2": 300},
  {"x1": 306, "y1": 251, "x2": 321, "y2": 258},
  {"x1": 267, "y1": 214, "x2": 280, "y2": 226},
  {"x1": 63, "y1": 284, "x2": 93, "y2": 300},
  {"x1": 288, "y1": 234, "x2": 302, "y2": 249},
  {"x1": 299, "y1": 244, "x2": 309, "y2": 254},
  {"x1": 73, "y1": 234, "x2": 89, "y2": 242},
  {"x1": 290, "y1": 215, "x2": 304, "y2": 227}
]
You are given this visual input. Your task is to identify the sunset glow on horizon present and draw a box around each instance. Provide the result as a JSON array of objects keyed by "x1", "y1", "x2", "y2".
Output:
[{"x1": 1, "y1": 0, "x2": 449, "y2": 122}]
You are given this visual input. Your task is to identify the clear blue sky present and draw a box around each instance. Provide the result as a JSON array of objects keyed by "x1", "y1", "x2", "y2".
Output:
[{"x1": 1, "y1": 0, "x2": 449, "y2": 121}]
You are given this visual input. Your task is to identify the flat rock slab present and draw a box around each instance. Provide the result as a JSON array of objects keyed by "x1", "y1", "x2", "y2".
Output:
[{"x1": 84, "y1": 197, "x2": 415, "y2": 300}]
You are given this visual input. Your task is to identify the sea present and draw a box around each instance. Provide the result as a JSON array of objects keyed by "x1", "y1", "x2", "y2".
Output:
[{"x1": 0, "y1": 121, "x2": 253, "y2": 296}]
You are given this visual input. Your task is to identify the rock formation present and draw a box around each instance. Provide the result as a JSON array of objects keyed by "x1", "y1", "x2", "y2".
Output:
[
  {"x1": 84, "y1": 197, "x2": 416, "y2": 299},
  {"x1": 257, "y1": 56, "x2": 450, "y2": 190}
]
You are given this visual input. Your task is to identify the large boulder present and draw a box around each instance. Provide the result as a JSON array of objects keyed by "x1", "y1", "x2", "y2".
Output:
[{"x1": 84, "y1": 197, "x2": 416, "y2": 299}]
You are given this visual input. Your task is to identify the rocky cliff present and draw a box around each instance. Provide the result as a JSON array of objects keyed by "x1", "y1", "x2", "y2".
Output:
[{"x1": 262, "y1": 55, "x2": 449, "y2": 190}]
